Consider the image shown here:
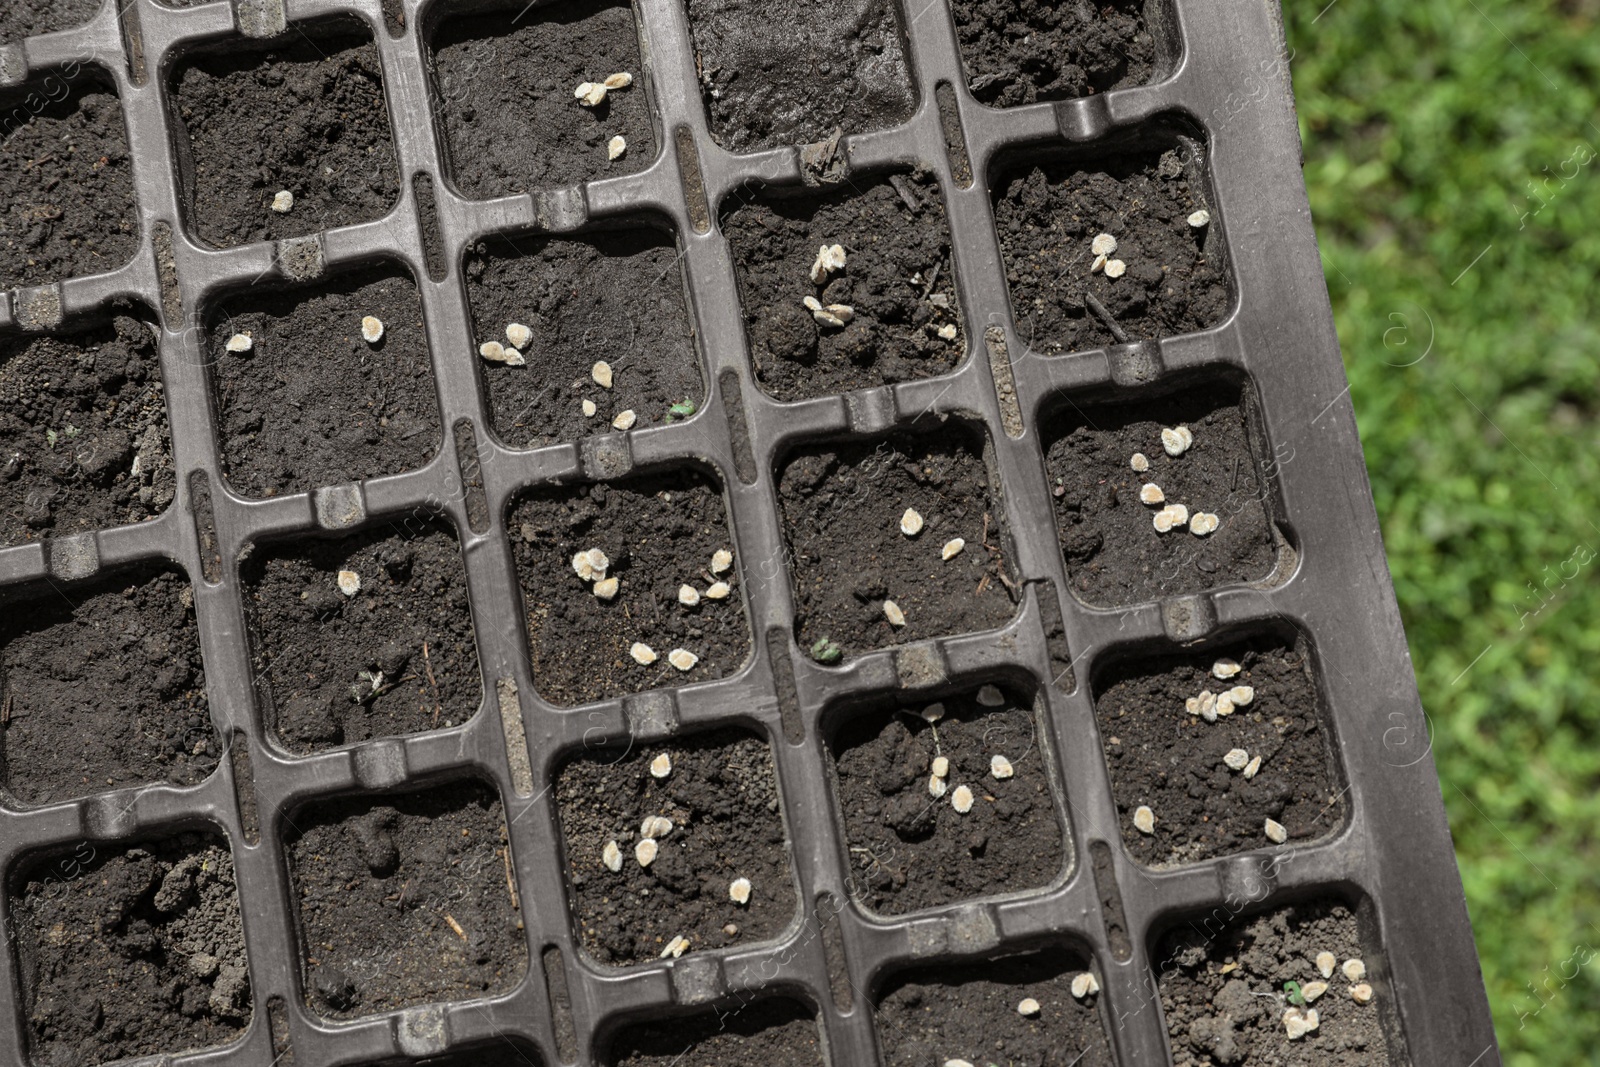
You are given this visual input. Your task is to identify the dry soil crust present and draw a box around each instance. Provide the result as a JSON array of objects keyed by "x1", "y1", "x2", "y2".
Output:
[
  {"x1": 952, "y1": 0, "x2": 1158, "y2": 108},
  {"x1": 606, "y1": 998, "x2": 823, "y2": 1066}
]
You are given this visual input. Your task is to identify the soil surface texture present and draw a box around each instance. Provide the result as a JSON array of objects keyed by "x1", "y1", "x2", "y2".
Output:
[
  {"x1": 11, "y1": 833, "x2": 250, "y2": 1067},
  {"x1": 952, "y1": 0, "x2": 1158, "y2": 108},
  {"x1": 171, "y1": 19, "x2": 399, "y2": 249},
  {"x1": 557, "y1": 728, "x2": 795, "y2": 966},
  {"x1": 0, "y1": 76, "x2": 137, "y2": 290},
  {"x1": 0, "y1": 312, "x2": 175, "y2": 546},
  {"x1": 1158, "y1": 901, "x2": 1394, "y2": 1065},
  {"x1": 778, "y1": 422, "x2": 1018, "y2": 663},
  {"x1": 243, "y1": 521, "x2": 480, "y2": 754},
  {"x1": 510, "y1": 468, "x2": 750, "y2": 706},
  {"x1": 0, "y1": 0, "x2": 100, "y2": 42},
  {"x1": 1043, "y1": 382, "x2": 1278, "y2": 607},
  {"x1": 723, "y1": 170, "x2": 964, "y2": 402},
  {"x1": 465, "y1": 229, "x2": 700, "y2": 449},
  {"x1": 606, "y1": 998, "x2": 822, "y2": 1066},
  {"x1": 876, "y1": 949, "x2": 1113, "y2": 1067},
  {"x1": 995, "y1": 146, "x2": 1227, "y2": 353},
  {"x1": 433, "y1": 0, "x2": 656, "y2": 199},
  {"x1": 0, "y1": 566, "x2": 214, "y2": 805},
  {"x1": 286, "y1": 780, "x2": 526, "y2": 1019},
  {"x1": 830, "y1": 685, "x2": 1064, "y2": 915},
  {"x1": 1096, "y1": 640, "x2": 1344, "y2": 868},
  {"x1": 208, "y1": 266, "x2": 439, "y2": 498},
  {"x1": 686, "y1": 0, "x2": 915, "y2": 153}
]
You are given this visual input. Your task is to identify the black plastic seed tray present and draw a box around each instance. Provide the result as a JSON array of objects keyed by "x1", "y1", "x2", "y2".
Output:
[{"x1": 0, "y1": 0, "x2": 1497, "y2": 1064}]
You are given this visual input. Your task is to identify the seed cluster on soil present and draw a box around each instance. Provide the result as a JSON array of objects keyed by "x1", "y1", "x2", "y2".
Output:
[
  {"x1": 0, "y1": 313, "x2": 175, "y2": 546},
  {"x1": 0, "y1": 567, "x2": 214, "y2": 805},
  {"x1": 723, "y1": 171, "x2": 964, "y2": 402},
  {"x1": 11, "y1": 834, "x2": 250, "y2": 1067},
  {"x1": 0, "y1": 0, "x2": 100, "y2": 42},
  {"x1": 207, "y1": 266, "x2": 439, "y2": 498},
  {"x1": 951, "y1": 0, "x2": 1159, "y2": 108},
  {"x1": 242, "y1": 521, "x2": 480, "y2": 754},
  {"x1": 557, "y1": 728, "x2": 794, "y2": 966},
  {"x1": 286, "y1": 780, "x2": 526, "y2": 1019},
  {"x1": 606, "y1": 998, "x2": 822, "y2": 1066}
]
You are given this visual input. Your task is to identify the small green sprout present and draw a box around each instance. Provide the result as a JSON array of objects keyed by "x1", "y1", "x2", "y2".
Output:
[
  {"x1": 1283, "y1": 980, "x2": 1305, "y2": 1006},
  {"x1": 63, "y1": 425, "x2": 79, "y2": 439},
  {"x1": 810, "y1": 636, "x2": 842, "y2": 664},
  {"x1": 44, "y1": 429, "x2": 57, "y2": 447},
  {"x1": 664, "y1": 399, "x2": 697, "y2": 421}
]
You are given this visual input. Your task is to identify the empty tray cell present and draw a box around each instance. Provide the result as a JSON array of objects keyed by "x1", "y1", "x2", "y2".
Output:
[
  {"x1": 510, "y1": 466, "x2": 750, "y2": 706},
  {"x1": 685, "y1": 0, "x2": 915, "y2": 153},
  {"x1": 1042, "y1": 380, "x2": 1280, "y2": 607},
  {"x1": 464, "y1": 227, "x2": 700, "y2": 449},
  {"x1": 0, "y1": 310, "x2": 174, "y2": 546},
  {"x1": 285, "y1": 779, "x2": 527, "y2": 1019},
  {"x1": 1095, "y1": 635, "x2": 1345, "y2": 867},
  {"x1": 994, "y1": 138, "x2": 1226, "y2": 353},
  {"x1": 1156, "y1": 900, "x2": 1400, "y2": 1064},
  {"x1": 951, "y1": 0, "x2": 1162, "y2": 108},
  {"x1": 778, "y1": 420, "x2": 1018, "y2": 664},
  {"x1": 0, "y1": 69, "x2": 137, "y2": 290},
  {"x1": 827, "y1": 683, "x2": 1065, "y2": 915},
  {"x1": 170, "y1": 17, "x2": 400, "y2": 249},
  {"x1": 0, "y1": 0, "x2": 100, "y2": 42},
  {"x1": 723, "y1": 170, "x2": 964, "y2": 403},
  {"x1": 556, "y1": 726, "x2": 795, "y2": 966},
  {"x1": 242, "y1": 519, "x2": 480, "y2": 754},
  {"x1": 205, "y1": 264, "x2": 440, "y2": 498},
  {"x1": 432, "y1": 0, "x2": 656, "y2": 198},
  {"x1": 0, "y1": 565, "x2": 215, "y2": 806},
  {"x1": 875, "y1": 947, "x2": 1112, "y2": 1067},
  {"x1": 605, "y1": 997, "x2": 822, "y2": 1065},
  {"x1": 10, "y1": 831, "x2": 249, "y2": 1065}
]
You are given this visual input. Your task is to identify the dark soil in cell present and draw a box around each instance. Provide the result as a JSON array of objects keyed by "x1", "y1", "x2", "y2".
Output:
[
  {"x1": 995, "y1": 146, "x2": 1228, "y2": 353},
  {"x1": 606, "y1": 998, "x2": 822, "y2": 1066},
  {"x1": 1157, "y1": 901, "x2": 1394, "y2": 1065},
  {"x1": 11, "y1": 833, "x2": 250, "y2": 1067},
  {"x1": 875, "y1": 949, "x2": 1113, "y2": 1067},
  {"x1": 686, "y1": 0, "x2": 915, "y2": 153},
  {"x1": 777, "y1": 422, "x2": 1018, "y2": 663},
  {"x1": 242, "y1": 521, "x2": 480, "y2": 754},
  {"x1": 723, "y1": 170, "x2": 964, "y2": 403},
  {"x1": 510, "y1": 468, "x2": 750, "y2": 707},
  {"x1": 952, "y1": 0, "x2": 1159, "y2": 108},
  {"x1": 0, "y1": 75, "x2": 137, "y2": 290},
  {"x1": 207, "y1": 266, "x2": 439, "y2": 498},
  {"x1": 1096, "y1": 641, "x2": 1344, "y2": 868},
  {"x1": 829, "y1": 686, "x2": 1064, "y2": 915},
  {"x1": 432, "y1": 0, "x2": 656, "y2": 199},
  {"x1": 557, "y1": 728, "x2": 795, "y2": 966},
  {"x1": 0, "y1": 0, "x2": 100, "y2": 42},
  {"x1": 1042, "y1": 383, "x2": 1278, "y2": 607},
  {"x1": 0, "y1": 313, "x2": 175, "y2": 546},
  {"x1": 286, "y1": 780, "x2": 526, "y2": 1018},
  {"x1": 0, "y1": 567, "x2": 215, "y2": 806},
  {"x1": 464, "y1": 230, "x2": 700, "y2": 449},
  {"x1": 171, "y1": 19, "x2": 399, "y2": 249}
]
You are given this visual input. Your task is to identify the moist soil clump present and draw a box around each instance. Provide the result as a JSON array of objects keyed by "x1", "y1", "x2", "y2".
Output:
[
  {"x1": 171, "y1": 20, "x2": 399, "y2": 249},
  {"x1": 0, "y1": 0, "x2": 100, "y2": 42},
  {"x1": 243, "y1": 521, "x2": 480, "y2": 754},
  {"x1": 876, "y1": 950, "x2": 1113, "y2": 1067},
  {"x1": 686, "y1": 0, "x2": 915, "y2": 153},
  {"x1": 0, "y1": 566, "x2": 214, "y2": 805},
  {"x1": 606, "y1": 998, "x2": 822, "y2": 1066},
  {"x1": 11, "y1": 834, "x2": 250, "y2": 1067},
  {"x1": 465, "y1": 230, "x2": 700, "y2": 448},
  {"x1": 432, "y1": 0, "x2": 656, "y2": 199},
  {"x1": 952, "y1": 0, "x2": 1159, "y2": 108},
  {"x1": 510, "y1": 468, "x2": 749, "y2": 706},
  {"x1": 1157, "y1": 901, "x2": 1394, "y2": 1065},
  {"x1": 1043, "y1": 383, "x2": 1277, "y2": 607},
  {"x1": 1096, "y1": 641, "x2": 1344, "y2": 867},
  {"x1": 0, "y1": 76, "x2": 137, "y2": 290},
  {"x1": 286, "y1": 780, "x2": 526, "y2": 1018},
  {"x1": 723, "y1": 171, "x2": 963, "y2": 402},
  {"x1": 995, "y1": 146, "x2": 1227, "y2": 353},
  {"x1": 778, "y1": 423, "x2": 1018, "y2": 663},
  {"x1": 829, "y1": 686, "x2": 1063, "y2": 915},
  {"x1": 557, "y1": 728, "x2": 795, "y2": 966},
  {"x1": 0, "y1": 313, "x2": 175, "y2": 546},
  {"x1": 207, "y1": 267, "x2": 439, "y2": 498}
]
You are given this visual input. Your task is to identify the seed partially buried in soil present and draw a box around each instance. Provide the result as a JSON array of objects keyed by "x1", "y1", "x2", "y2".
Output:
[
  {"x1": 336, "y1": 569, "x2": 361, "y2": 597},
  {"x1": 1071, "y1": 972, "x2": 1100, "y2": 998},
  {"x1": 603, "y1": 840, "x2": 623, "y2": 872},
  {"x1": 1133, "y1": 805, "x2": 1155, "y2": 834},
  {"x1": 649, "y1": 753, "x2": 672, "y2": 778},
  {"x1": 226, "y1": 332, "x2": 254, "y2": 354},
  {"x1": 729, "y1": 877, "x2": 752, "y2": 905},
  {"x1": 668, "y1": 648, "x2": 699, "y2": 671},
  {"x1": 635, "y1": 838, "x2": 658, "y2": 867},
  {"x1": 271, "y1": 189, "x2": 294, "y2": 213},
  {"x1": 1316, "y1": 951, "x2": 1337, "y2": 979}
]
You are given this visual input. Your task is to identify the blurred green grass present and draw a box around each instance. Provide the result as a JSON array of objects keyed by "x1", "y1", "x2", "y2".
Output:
[{"x1": 1282, "y1": 0, "x2": 1600, "y2": 1059}]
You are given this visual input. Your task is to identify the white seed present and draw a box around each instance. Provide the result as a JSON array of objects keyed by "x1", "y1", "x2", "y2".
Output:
[
  {"x1": 1090, "y1": 253, "x2": 1107, "y2": 274},
  {"x1": 678, "y1": 584, "x2": 701, "y2": 606},
  {"x1": 360, "y1": 316, "x2": 384, "y2": 344},
  {"x1": 1301, "y1": 980, "x2": 1329, "y2": 1003},
  {"x1": 900, "y1": 508, "x2": 924, "y2": 536},
  {"x1": 710, "y1": 548, "x2": 733, "y2": 574},
  {"x1": 951, "y1": 784, "x2": 974, "y2": 813},
  {"x1": 1188, "y1": 209, "x2": 1212, "y2": 228},
  {"x1": 1243, "y1": 755, "x2": 1262, "y2": 779},
  {"x1": 1189, "y1": 512, "x2": 1220, "y2": 536},
  {"x1": 944, "y1": 1060, "x2": 975, "y2": 1067},
  {"x1": 729, "y1": 877, "x2": 752, "y2": 905},
  {"x1": 883, "y1": 599, "x2": 906, "y2": 627},
  {"x1": 990, "y1": 754, "x2": 1014, "y2": 779},
  {"x1": 1139, "y1": 483, "x2": 1165, "y2": 505},
  {"x1": 803, "y1": 294, "x2": 823, "y2": 312},
  {"x1": 650, "y1": 753, "x2": 672, "y2": 778},
  {"x1": 812, "y1": 303, "x2": 854, "y2": 328},
  {"x1": 1185, "y1": 697, "x2": 1200, "y2": 716},
  {"x1": 572, "y1": 548, "x2": 609, "y2": 582},
  {"x1": 1212, "y1": 658, "x2": 1241, "y2": 679},
  {"x1": 704, "y1": 581, "x2": 731, "y2": 600},
  {"x1": 1161, "y1": 427, "x2": 1190, "y2": 456},
  {"x1": 1130, "y1": 452, "x2": 1149, "y2": 472},
  {"x1": 1017, "y1": 997, "x2": 1041, "y2": 1016},
  {"x1": 661, "y1": 934, "x2": 689, "y2": 959},
  {"x1": 575, "y1": 81, "x2": 607, "y2": 107},
  {"x1": 630, "y1": 642, "x2": 658, "y2": 665},
  {"x1": 1316, "y1": 951, "x2": 1337, "y2": 978},
  {"x1": 604, "y1": 72, "x2": 633, "y2": 89},
  {"x1": 226, "y1": 333, "x2": 253, "y2": 354},
  {"x1": 931, "y1": 756, "x2": 949, "y2": 778},
  {"x1": 1090, "y1": 233, "x2": 1118, "y2": 256},
  {"x1": 1153, "y1": 508, "x2": 1177, "y2": 534},
  {"x1": 582, "y1": 398, "x2": 598, "y2": 418},
  {"x1": 592, "y1": 361, "x2": 614, "y2": 388},
  {"x1": 1133, "y1": 805, "x2": 1155, "y2": 834},
  {"x1": 1228, "y1": 685, "x2": 1255, "y2": 706},
  {"x1": 592, "y1": 577, "x2": 619, "y2": 600},
  {"x1": 1165, "y1": 503, "x2": 1188, "y2": 526},
  {"x1": 1283, "y1": 1007, "x2": 1320, "y2": 1040},
  {"x1": 635, "y1": 838, "x2": 658, "y2": 866},
  {"x1": 1104, "y1": 259, "x2": 1126, "y2": 279},
  {"x1": 640, "y1": 815, "x2": 673, "y2": 839},
  {"x1": 977, "y1": 684, "x2": 1004, "y2": 707},
  {"x1": 1196, "y1": 690, "x2": 1217, "y2": 722},
  {"x1": 1351, "y1": 983, "x2": 1374, "y2": 1004},
  {"x1": 607, "y1": 135, "x2": 627, "y2": 160},
  {"x1": 668, "y1": 648, "x2": 698, "y2": 672},
  {"x1": 498, "y1": 323, "x2": 530, "y2": 350},
  {"x1": 612, "y1": 409, "x2": 637, "y2": 431},
  {"x1": 602, "y1": 840, "x2": 623, "y2": 872},
  {"x1": 941, "y1": 538, "x2": 965, "y2": 561},
  {"x1": 1223, "y1": 749, "x2": 1249, "y2": 771},
  {"x1": 1214, "y1": 694, "x2": 1235, "y2": 717},
  {"x1": 1071, "y1": 972, "x2": 1099, "y2": 999},
  {"x1": 1343, "y1": 958, "x2": 1367, "y2": 982},
  {"x1": 920, "y1": 703, "x2": 945, "y2": 723},
  {"x1": 928, "y1": 774, "x2": 947, "y2": 798},
  {"x1": 1264, "y1": 818, "x2": 1288, "y2": 844},
  {"x1": 271, "y1": 189, "x2": 294, "y2": 213},
  {"x1": 336, "y1": 570, "x2": 361, "y2": 597},
  {"x1": 481, "y1": 341, "x2": 526, "y2": 366},
  {"x1": 809, "y1": 242, "x2": 846, "y2": 284}
]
